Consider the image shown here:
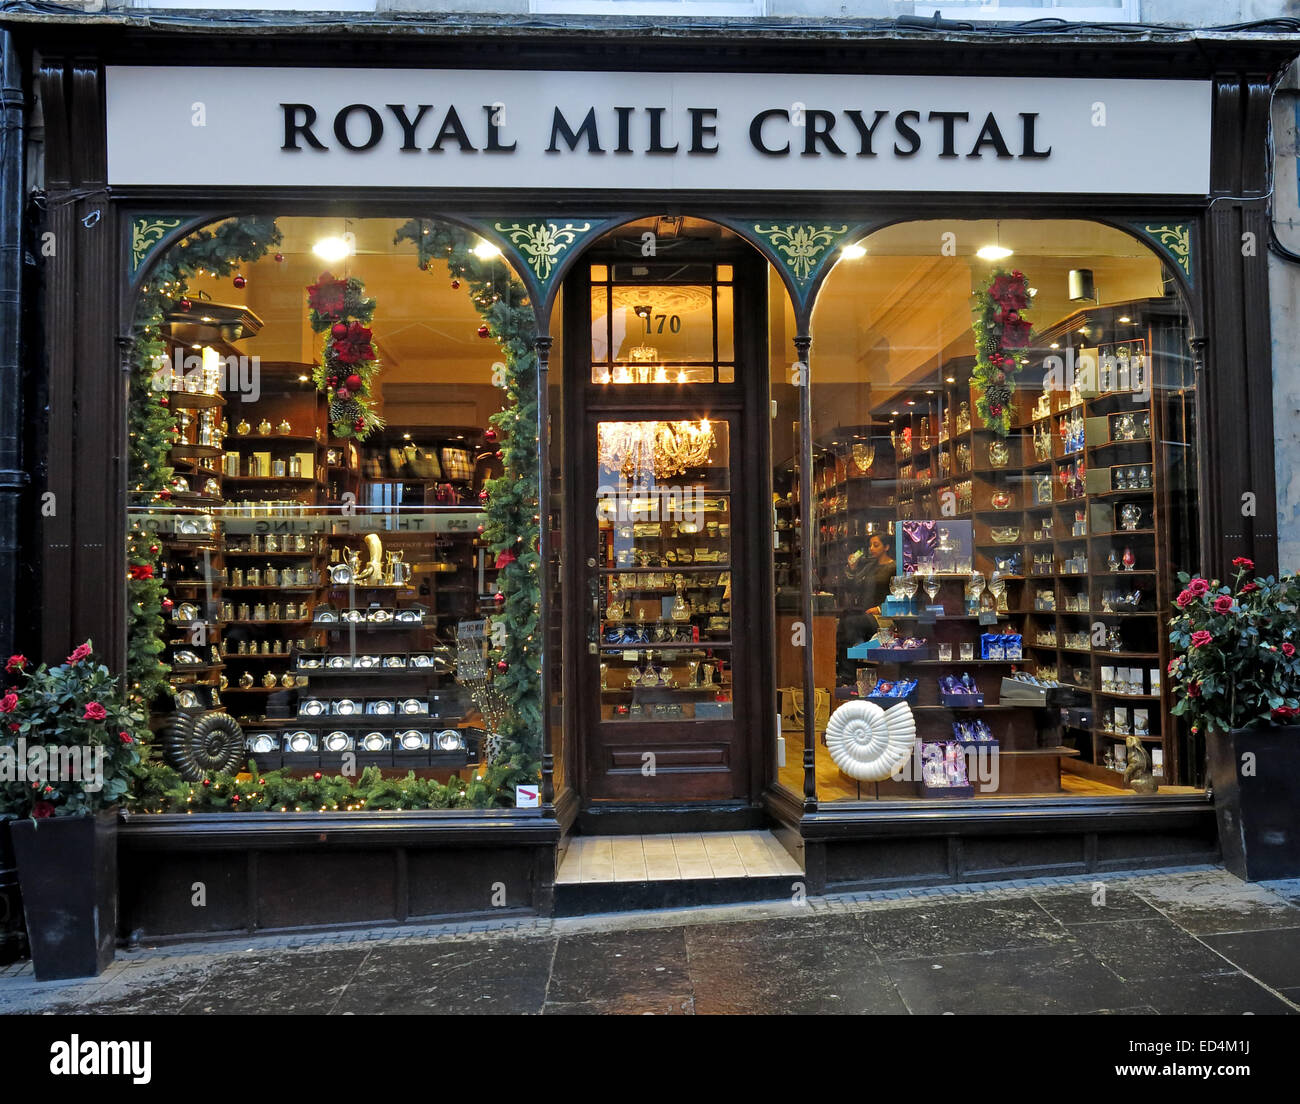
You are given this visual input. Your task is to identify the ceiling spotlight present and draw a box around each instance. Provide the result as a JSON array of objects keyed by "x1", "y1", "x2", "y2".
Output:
[
  {"x1": 890, "y1": 410, "x2": 899, "y2": 416},
  {"x1": 1118, "y1": 315, "x2": 1132, "y2": 323},
  {"x1": 1049, "y1": 343, "x2": 1059, "y2": 350},
  {"x1": 976, "y1": 245, "x2": 1013, "y2": 261},
  {"x1": 945, "y1": 376, "x2": 956, "y2": 384},
  {"x1": 297, "y1": 374, "x2": 309, "y2": 382},
  {"x1": 905, "y1": 399, "x2": 916, "y2": 406},
  {"x1": 473, "y1": 241, "x2": 502, "y2": 259},
  {"x1": 312, "y1": 236, "x2": 353, "y2": 263},
  {"x1": 841, "y1": 244, "x2": 867, "y2": 260},
  {"x1": 925, "y1": 390, "x2": 935, "y2": 395}
]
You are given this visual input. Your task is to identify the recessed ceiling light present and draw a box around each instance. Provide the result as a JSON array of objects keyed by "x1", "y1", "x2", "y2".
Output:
[
  {"x1": 403, "y1": 433, "x2": 411, "y2": 440},
  {"x1": 473, "y1": 241, "x2": 502, "y2": 259},
  {"x1": 890, "y1": 410, "x2": 899, "y2": 416},
  {"x1": 297, "y1": 374, "x2": 309, "y2": 382},
  {"x1": 1078, "y1": 327, "x2": 1088, "y2": 334},
  {"x1": 976, "y1": 245, "x2": 1013, "y2": 261},
  {"x1": 905, "y1": 400, "x2": 916, "y2": 406},
  {"x1": 1049, "y1": 343, "x2": 1060, "y2": 350},
  {"x1": 312, "y1": 236, "x2": 353, "y2": 263},
  {"x1": 925, "y1": 390, "x2": 935, "y2": 395},
  {"x1": 945, "y1": 376, "x2": 956, "y2": 384},
  {"x1": 1118, "y1": 315, "x2": 1131, "y2": 323},
  {"x1": 840, "y1": 244, "x2": 867, "y2": 260}
]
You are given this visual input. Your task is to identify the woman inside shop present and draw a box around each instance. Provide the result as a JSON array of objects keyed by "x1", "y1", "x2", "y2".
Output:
[{"x1": 835, "y1": 532, "x2": 896, "y2": 684}]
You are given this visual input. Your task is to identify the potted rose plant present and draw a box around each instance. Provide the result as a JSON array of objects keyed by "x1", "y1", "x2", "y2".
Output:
[
  {"x1": 1167, "y1": 559, "x2": 1300, "y2": 880},
  {"x1": 0, "y1": 643, "x2": 144, "y2": 979}
]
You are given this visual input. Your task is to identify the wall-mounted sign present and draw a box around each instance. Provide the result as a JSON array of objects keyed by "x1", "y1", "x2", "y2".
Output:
[{"x1": 106, "y1": 67, "x2": 1211, "y2": 195}]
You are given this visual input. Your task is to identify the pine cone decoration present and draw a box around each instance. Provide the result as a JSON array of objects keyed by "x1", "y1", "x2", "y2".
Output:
[
  {"x1": 330, "y1": 397, "x2": 362, "y2": 425},
  {"x1": 984, "y1": 384, "x2": 1012, "y2": 407}
]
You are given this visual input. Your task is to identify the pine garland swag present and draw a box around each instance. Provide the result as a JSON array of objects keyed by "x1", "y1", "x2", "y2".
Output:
[
  {"x1": 395, "y1": 218, "x2": 542, "y2": 807},
  {"x1": 970, "y1": 267, "x2": 1034, "y2": 437},
  {"x1": 306, "y1": 272, "x2": 385, "y2": 439}
]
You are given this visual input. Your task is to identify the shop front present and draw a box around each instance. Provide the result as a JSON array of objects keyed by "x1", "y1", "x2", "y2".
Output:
[{"x1": 8, "y1": 19, "x2": 1294, "y2": 936}]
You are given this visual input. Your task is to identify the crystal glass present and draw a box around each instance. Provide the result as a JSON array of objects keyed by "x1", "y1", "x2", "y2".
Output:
[
  {"x1": 1107, "y1": 549, "x2": 1120, "y2": 572},
  {"x1": 988, "y1": 571, "x2": 1007, "y2": 611},
  {"x1": 1122, "y1": 547, "x2": 1136, "y2": 571},
  {"x1": 960, "y1": 642, "x2": 974, "y2": 662},
  {"x1": 938, "y1": 643, "x2": 953, "y2": 662},
  {"x1": 900, "y1": 574, "x2": 919, "y2": 609},
  {"x1": 924, "y1": 573, "x2": 941, "y2": 604},
  {"x1": 987, "y1": 440, "x2": 1010, "y2": 468},
  {"x1": 1121, "y1": 503, "x2": 1142, "y2": 531}
]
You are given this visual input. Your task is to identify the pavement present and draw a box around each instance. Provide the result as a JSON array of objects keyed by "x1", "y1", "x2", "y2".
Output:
[{"x1": 2, "y1": 865, "x2": 1299, "y2": 1015}]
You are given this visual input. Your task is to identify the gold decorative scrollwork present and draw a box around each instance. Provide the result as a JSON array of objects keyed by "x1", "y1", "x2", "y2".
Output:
[
  {"x1": 131, "y1": 217, "x2": 184, "y2": 273},
  {"x1": 752, "y1": 223, "x2": 850, "y2": 283},
  {"x1": 1141, "y1": 223, "x2": 1192, "y2": 279},
  {"x1": 493, "y1": 221, "x2": 593, "y2": 282}
]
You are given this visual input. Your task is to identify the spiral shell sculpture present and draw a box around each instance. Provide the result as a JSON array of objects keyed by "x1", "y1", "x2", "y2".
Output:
[{"x1": 824, "y1": 700, "x2": 917, "y2": 782}]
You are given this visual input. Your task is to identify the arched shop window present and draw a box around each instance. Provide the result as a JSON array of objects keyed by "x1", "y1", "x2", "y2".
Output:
[
  {"x1": 807, "y1": 219, "x2": 1200, "y2": 802},
  {"x1": 125, "y1": 216, "x2": 545, "y2": 811}
]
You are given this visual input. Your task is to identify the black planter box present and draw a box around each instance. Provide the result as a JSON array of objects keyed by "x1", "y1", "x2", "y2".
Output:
[
  {"x1": 1208, "y1": 725, "x2": 1300, "y2": 882},
  {"x1": 8, "y1": 809, "x2": 118, "y2": 980}
]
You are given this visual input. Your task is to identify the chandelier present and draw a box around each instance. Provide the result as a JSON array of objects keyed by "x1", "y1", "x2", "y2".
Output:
[{"x1": 597, "y1": 419, "x2": 717, "y2": 480}]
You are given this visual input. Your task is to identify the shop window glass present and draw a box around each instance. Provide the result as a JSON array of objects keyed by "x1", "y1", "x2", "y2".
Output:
[
  {"x1": 809, "y1": 219, "x2": 1201, "y2": 802},
  {"x1": 127, "y1": 216, "x2": 543, "y2": 809}
]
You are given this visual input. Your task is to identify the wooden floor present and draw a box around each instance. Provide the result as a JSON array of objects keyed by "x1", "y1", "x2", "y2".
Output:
[{"x1": 556, "y1": 831, "x2": 803, "y2": 884}]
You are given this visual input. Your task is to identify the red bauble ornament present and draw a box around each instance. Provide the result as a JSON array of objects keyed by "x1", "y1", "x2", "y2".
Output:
[
  {"x1": 313, "y1": 771, "x2": 322, "y2": 781},
  {"x1": 493, "y1": 591, "x2": 505, "y2": 603},
  {"x1": 159, "y1": 395, "x2": 169, "y2": 406},
  {"x1": 451, "y1": 279, "x2": 460, "y2": 290},
  {"x1": 477, "y1": 324, "x2": 490, "y2": 339},
  {"x1": 202, "y1": 779, "x2": 211, "y2": 788},
  {"x1": 231, "y1": 794, "x2": 240, "y2": 803},
  {"x1": 353, "y1": 417, "x2": 365, "y2": 432},
  {"x1": 496, "y1": 659, "x2": 508, "y2": 672},
  {"x1": 332, "y1": 322, "x2": 348, "y2": 338},
  {"x1": 149, "y1": 544, "x2": 159, "y2": 554},
  {"x1": 495, "y1": 450, "x2": 504, "y2": 460},
  {"x1": 178, "y1": 297, "x2": 192, "y2": 312},
  {"x1": 345, "y1": 374, "x2": 362, "y2": 391},
  {"x1": 161, "y1": 598, "x2": 174, "y2": 612},
  {"x1": 232, "y1": 274, "x2": 247, "y2": 289},
  {"x1": 327, "y1": 376, "x2": 339, "y2": 388},
  {"x1": 274, "y1": 253, "x2": 284, "y2": 263},
  {"x1": 484, "y1": 427, "x2": 498, "y2": 443},
  {"x1": 476, "y1": 525, "x2": 485, "y2": 534},
  {"x1": 478, "y1": 488, "x2": 489, "y2": 502}
]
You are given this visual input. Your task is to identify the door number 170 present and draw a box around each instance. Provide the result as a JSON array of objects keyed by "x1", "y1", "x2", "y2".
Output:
[{"x1": 642, "y1": 313, "x2": 682, "y2": 334}]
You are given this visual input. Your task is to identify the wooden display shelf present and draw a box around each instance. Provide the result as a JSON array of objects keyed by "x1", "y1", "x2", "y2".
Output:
[
  {"x1": 223, "y1": 476, "x2": 320, "y2": 485},
  {"x1": 163, "y1": 391, "x2": 225, "y2": 410},
  {"x1": 224, "y1": 585, "x2": 319, "y2": 592},
  {"x1": 225, "y1": 434, "x2": 321, "y2": 445}
]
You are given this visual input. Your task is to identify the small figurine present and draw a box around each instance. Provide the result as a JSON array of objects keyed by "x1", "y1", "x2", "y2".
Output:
[{"x1": 1122, "y1": 735, "x2": 1159, "y2": 794}]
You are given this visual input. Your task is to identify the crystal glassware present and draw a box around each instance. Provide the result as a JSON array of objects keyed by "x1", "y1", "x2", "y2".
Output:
[{"x1": 1122, "y1": 547, "x2": 1136, "y2": 571}]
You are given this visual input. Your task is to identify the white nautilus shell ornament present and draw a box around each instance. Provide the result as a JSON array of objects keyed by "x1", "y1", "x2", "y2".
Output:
[{"x1": 824, "y1": 700, "x2": 917, "y2": 782}]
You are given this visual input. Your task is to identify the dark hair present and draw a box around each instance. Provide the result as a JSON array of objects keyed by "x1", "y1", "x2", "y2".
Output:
[{"x1": 868, "y1": 533, "x2": 886, "y2": 552}]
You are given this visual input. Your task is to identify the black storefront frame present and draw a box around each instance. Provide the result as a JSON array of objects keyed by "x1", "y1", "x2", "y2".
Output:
[{"x1": 10, "y1": 25, "x2": 1293, "y2": 931}]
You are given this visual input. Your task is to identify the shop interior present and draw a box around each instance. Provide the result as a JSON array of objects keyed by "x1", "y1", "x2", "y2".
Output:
[{"x1": 133, "y1": 213, "x2": 1205, "y2": 802}]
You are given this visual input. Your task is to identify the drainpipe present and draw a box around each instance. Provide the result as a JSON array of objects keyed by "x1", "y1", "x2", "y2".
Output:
[{"x1": 0, "y1": 31, "x2": 25, "y2": 660}]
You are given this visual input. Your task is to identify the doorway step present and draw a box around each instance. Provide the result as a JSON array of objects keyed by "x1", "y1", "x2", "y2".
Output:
[{"x1": 553, "y1": 831, "x2": 803, "y2": 916}]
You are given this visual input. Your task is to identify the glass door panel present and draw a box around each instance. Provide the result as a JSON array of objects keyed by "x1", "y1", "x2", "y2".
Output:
[{"x1": 594, "y1": 418, "x2": 733, "y2": 725}]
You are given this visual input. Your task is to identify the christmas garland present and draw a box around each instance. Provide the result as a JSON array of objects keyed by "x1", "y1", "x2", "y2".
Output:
[
  {"x1": 129, "y1": 762, "x2": 472, "y2": 814},
  {"x1": 395, "y1": 218, "x2": 541, "y2": 808},
  {"x1": 126, "y1": 218, "x2": 281, "y2": 721},
  {"x1": 970, "y1": 268, "x2": 1033, "y2": 437},
  {"x1": 306, "y1": 272, "x2": 385, "y2": 439}
]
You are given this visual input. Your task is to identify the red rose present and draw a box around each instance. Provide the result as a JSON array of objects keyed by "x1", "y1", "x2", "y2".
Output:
[
  {"x1": 32, "y1": 801, "x2": 54, "y2": 819},
  {"x1": 5, "y1": 654, "x2": 26, "y2": 672},
  {"x1": 82, "y1": 701, "x2": 107, "y2": 721},
  {"x1": 1188, "y1": 682, "x2": 1202, "y2": 698},
  {"x1": 1284, "y1": 643, "x2": 1296, "y2": 658},
  {"x1": 1175, "y1": 589, "x2": 1194, "y2": 608},
  {"x1": 1232, "y1": 557, "x2": 1255, "y2": 570},
  {"x1": 8, "y1": 723, "x2": 18, "y2": 732},
  {"x1": 1212, "y1": 595, "x2": 1234, "y2": 614},
  {"x1": 67, "y1": 643, "x2": 92, "y2": 664},
  {"x1": 0, "y1": 692, "x2": 16, "y2": 713},
  {"x1": 1190, "y1": 630, "x2": 1213, "y2": 649},
  {"x1": 119, "y1": 731, "x2": 134, "y2": 744},
  {"x1": 1186, "y1": 578, "x2": 1210, "y2": 597},
  {"x1": 1241, "y1": 582, "x2": 1260, "y2": 594}
]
